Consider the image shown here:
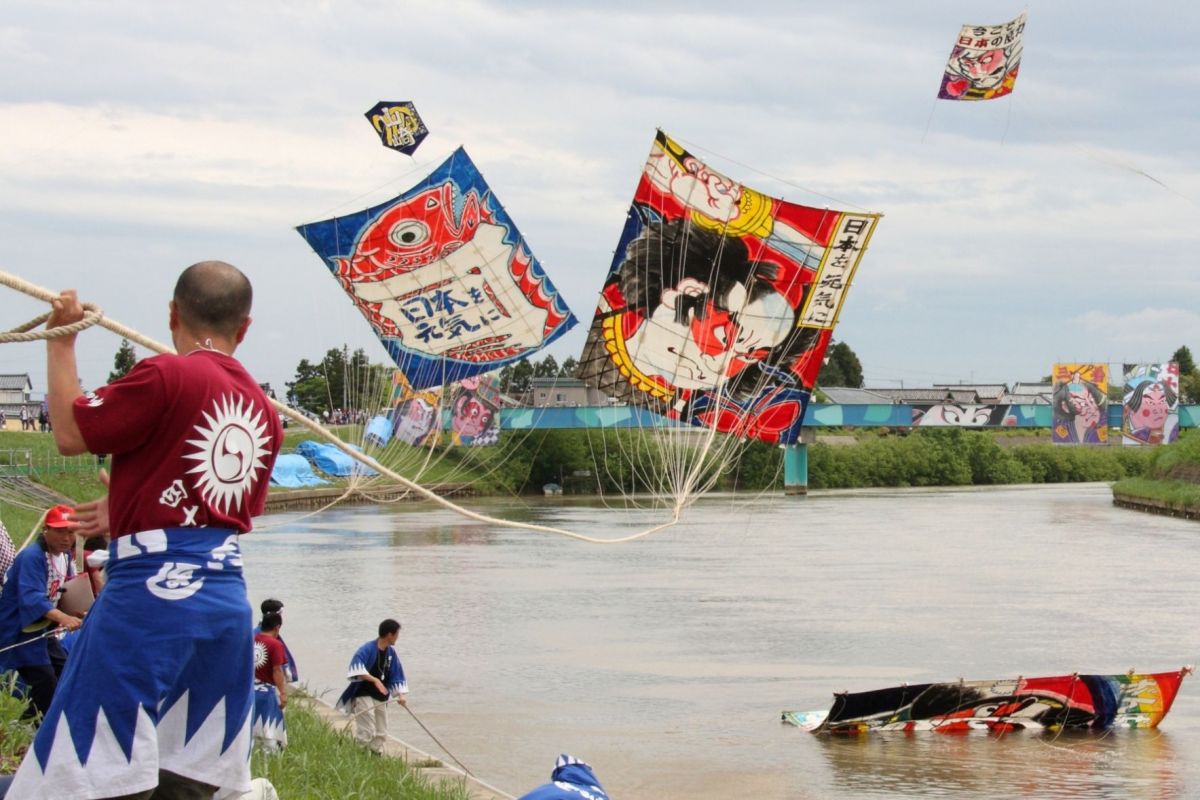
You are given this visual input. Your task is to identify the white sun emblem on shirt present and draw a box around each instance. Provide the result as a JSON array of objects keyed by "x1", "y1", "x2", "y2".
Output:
[
  {"x1": 183, "y1": 393, "x2": 272, "y2": 513},
  {"x1": 254, "y1": 640, "x2": 268, "y2": 669}
]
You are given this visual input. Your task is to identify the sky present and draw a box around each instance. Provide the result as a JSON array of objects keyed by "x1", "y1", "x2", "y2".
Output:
[{"x1": 2, "y1": 0, "x2": 1198, "y2": 398}]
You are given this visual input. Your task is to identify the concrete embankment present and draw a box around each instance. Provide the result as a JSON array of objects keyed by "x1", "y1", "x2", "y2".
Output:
[
  {"x1": 297, "y1": 689, "x2": 511, "y2": 800},
  {"x1": 265, "y1": 483, "x2": 476, "y2": 513},
  {"x1": 1112, "y1": 492, "x2": 1200, "y2": 520}
]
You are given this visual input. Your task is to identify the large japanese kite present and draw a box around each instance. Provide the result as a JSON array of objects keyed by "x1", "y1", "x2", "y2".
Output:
[
  {"x1": 576, "y1": 130, "x2": 880, "y2": 445},
  {"x1": 1122, "y1": 362, "x2": 1180, "y2": 446},
  {"x1": 297, "y1": 148, "x2": 577, "y2": 389},
  {"x1": 938, "y1": 13, "x2": 1027, "y2": 101}
]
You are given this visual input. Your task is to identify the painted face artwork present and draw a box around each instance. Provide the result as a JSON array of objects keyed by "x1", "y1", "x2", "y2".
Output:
[
  {"x1": 393, "y1": 398, "x2": 436, "y2": 445},
  {"x1": 916, "y1": 404, "x2": 995, "y2": 427},
  {"x1": 950, "y1": 47, "x2": 1009, "y2": 89},
  {"x1": 451, "y1": 394, "x2": 494, "y2": 438},
  {"x1": 629, "y1": 278, "x2": 796, "y2": 391},
  {"x1": 1136, "y1": 383, "x2": 1170, "y2": 430},
  {"x1": 1068, "y1": 385, "x2": 1101, "y2": 429}
]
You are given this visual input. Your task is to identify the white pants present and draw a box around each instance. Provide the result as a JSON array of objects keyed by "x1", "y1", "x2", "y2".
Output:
[{"x1": 351, "y1": 696, "x2": 388, "y2": 753}]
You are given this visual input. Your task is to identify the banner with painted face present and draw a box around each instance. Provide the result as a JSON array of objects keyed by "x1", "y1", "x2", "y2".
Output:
[
  {"x1": 448, "y1": 375, "x2": 501, "y2": 447},
  {"x1": 938, "y1": 13, "x2": 1026, "y2": 101},
  {"x1": 297, "y1": 147, "x2": 577, "y2": 389},
  {"x1": 576, "y1": 130, "x2": 880, "y2": 445},
  {"x1": 1051, "y1": 363, "x2": 1108, "y2": 445},
  {"x1": 1122, "y1": 362, "x2": 1180, "y2": 446}
]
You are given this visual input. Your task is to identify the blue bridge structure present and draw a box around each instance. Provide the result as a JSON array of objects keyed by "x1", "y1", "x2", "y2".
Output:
[{"x1": 498, "y1": 403, "x2": 1200, "y2": 495}]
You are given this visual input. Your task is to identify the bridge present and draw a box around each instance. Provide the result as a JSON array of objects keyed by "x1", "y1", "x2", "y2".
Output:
[
  {"x1": 501, "y1": 403, "x2": 1200, "y2": 431},
  {"x1": 499, "y1": 403, "x2": 1199, "y2": 495}
]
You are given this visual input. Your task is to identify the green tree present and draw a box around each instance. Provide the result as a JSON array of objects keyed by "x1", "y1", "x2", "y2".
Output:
[
  {"x1": 817, "y1": 341, "x2": 864, "y2": 388},
  {"x1": 533, "y1": 355, "x2": 559, "y2": 378},
  {"x1": 507, "y1": 359, "x2": 535, "y2": 397},
  {"x1": 1171, "y1": 346, "x2": 1196, "y2": 375},
  {"x1": 108, "y1": 339, "x2": 137, "y2": 383},
  {"x1": 559, "y1": 356, "x2": 578, "y2": 378}
]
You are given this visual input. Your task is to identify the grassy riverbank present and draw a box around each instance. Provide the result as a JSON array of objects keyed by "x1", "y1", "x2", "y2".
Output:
[
  {"x1": 0, "y1": 692, "x2": 472, "y2": 798},
  {"x1": 1111, "y1": 430, "x2": 1200, "y2": 512}
]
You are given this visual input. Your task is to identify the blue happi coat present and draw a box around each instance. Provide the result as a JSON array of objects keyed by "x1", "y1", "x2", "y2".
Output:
[
  {"x1": 517, "y1": 754, "x2": 610, "y2": 800},
  {"x1": 0, "y1": 542, "x2": 73, "y2": 669},
  {"x1": 335, "y1": 639, "x2": 407, "y2": 711}
]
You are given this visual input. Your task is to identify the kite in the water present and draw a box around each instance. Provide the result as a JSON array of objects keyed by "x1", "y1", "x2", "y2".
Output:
[
  {"x1": 576, "y1": 130, "x2": 880, "y2": 445},
  {"x1": 938, "y1": 13, "x2": 1026, "y2": 101},
  {"x1": 297, "y1": 147, "x2": 577, "y2": 389},
  {"x1": 365, "y1": 101, "x2": 429, "y2": 155}
]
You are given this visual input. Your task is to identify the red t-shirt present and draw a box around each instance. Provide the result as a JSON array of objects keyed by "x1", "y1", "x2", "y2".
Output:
[
  {"x1": 73, "y1": 350, "x2": 283, "y2": 537},
  {"x1": 254, "y1": 632, "x2": 287, "y2": 684}
]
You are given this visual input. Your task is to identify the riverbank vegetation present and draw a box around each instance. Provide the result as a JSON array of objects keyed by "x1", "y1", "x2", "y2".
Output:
[
  {"x1": 0, "y1": 691, "x2": 471, "y2": 797},
  {"x1": 1111, "y1": 430, "x2": 1200, "y2": 511}
]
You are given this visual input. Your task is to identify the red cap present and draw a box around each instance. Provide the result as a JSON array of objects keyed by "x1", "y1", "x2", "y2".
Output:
[{"x1": 44, "y1": 504, "x2": 74, "y2": 528}]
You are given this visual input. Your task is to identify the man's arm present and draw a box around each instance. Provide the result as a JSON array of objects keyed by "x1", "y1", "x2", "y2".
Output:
[
  {"x1": 273, "y1": 664, "x2": 288, "y2": 709},
  {"x1": 45, "y1": 290, "x2": 88, "y2": 455}
]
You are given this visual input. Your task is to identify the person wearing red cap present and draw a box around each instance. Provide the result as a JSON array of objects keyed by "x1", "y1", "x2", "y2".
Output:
[
  {"x1": 15, "y1": 262, "x2": 283, "y2": 800},
  {"x1": 0, "y1": 503, "x2": 81, "y2": 719}
]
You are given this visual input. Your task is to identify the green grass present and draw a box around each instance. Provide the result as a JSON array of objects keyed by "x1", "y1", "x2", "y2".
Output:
[
  {"x1": 250, "y1": 698, "x2": 472, "y2": 800},
  {"x1": 1111, "y1": 476, "x2": 1200, "y2": 508}
]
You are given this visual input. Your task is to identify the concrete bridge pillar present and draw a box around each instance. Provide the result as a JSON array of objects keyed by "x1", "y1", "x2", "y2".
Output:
[{"x1": 783, "y1": 428, "x2": 816, "y2": 496}]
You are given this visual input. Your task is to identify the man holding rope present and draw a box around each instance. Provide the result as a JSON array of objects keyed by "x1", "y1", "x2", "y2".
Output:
[
  {"x1": 336, "y1": 618, "x2": 408, "y2": 755},
  {"x1": 11, "y1": 261, "x2": 282, "y2": 799}
]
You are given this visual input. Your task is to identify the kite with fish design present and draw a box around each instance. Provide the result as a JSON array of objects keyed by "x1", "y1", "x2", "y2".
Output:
[
  {"x1": 576, "y1": 130, "x2": 879, "y2": 445},
  {"x1": 297, "y1": 147, "x2": 576, "y2": 389}
]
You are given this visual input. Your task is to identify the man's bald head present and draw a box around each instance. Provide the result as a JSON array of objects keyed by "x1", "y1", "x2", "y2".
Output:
[{"x1": 172, "y1": 261, "x2": 253, "y2": 337}]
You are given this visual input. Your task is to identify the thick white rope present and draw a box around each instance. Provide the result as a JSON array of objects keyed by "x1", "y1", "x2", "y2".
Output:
[{"x1": 0, "y1": 269, "x2": 680, "y2": 544}]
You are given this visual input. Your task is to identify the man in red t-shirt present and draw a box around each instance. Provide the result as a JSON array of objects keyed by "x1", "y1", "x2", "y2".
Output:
[
  {"x1": 13, "y1": 261, "x2": 283, "y2": 800},
  {"x1": 252, "y1": 612, "x2": 288, "y2": 752}
]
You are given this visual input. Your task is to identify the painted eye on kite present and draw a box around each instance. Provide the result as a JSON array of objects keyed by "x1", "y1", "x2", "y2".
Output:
[{"x1": 388, "y1": 221, "x2": 430, "y2": 248}]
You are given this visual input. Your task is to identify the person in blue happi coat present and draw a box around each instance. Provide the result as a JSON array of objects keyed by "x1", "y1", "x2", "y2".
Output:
[
  {"x1": 518, "y1": 754, "x2": 610, "y2": 800},
  {"x1": 336, "y1": 618, "x2": 408, "y2": 754},
  {"x1": 0, "y1": 504, "x2": 82, "y2": 720}
]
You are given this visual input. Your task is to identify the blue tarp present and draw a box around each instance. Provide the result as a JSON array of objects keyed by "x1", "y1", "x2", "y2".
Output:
[
  {"x1": 270, "y1": 453, "x2": 329, "y2": 488},
  {"x1": 295, "y1": 441, "x2": 378, "y2": 478}
]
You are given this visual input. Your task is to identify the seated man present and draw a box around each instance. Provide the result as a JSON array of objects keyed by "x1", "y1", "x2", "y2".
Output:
[
  {"x1": 251, "y1": 612, "x2": 288, "y2": 753},
  {"x1": 336, "y1": 618, "x2": 407, "y2": 754},
  {"x1": 0, "y1": 504, "x2": 82, "y2": 719}
]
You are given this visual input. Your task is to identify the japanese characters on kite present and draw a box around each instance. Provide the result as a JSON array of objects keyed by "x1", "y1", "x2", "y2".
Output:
[{"x1": 295, "y1": 145, "x2": 577, "y2": 498}]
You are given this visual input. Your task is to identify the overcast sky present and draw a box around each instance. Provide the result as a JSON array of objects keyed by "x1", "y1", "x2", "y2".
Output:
[{"x1": 2, "y1": 0, "x2": 1198, "y2": 398}]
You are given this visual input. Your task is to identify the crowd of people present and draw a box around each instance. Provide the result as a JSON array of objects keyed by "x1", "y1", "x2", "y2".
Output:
[{"x1": 0, "y1": 260, "x2": 603, "y2": 799}]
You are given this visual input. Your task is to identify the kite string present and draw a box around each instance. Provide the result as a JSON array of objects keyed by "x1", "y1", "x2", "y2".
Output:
[{"x1": 0, "y1": 269, "x2": 679, "y2": 546}]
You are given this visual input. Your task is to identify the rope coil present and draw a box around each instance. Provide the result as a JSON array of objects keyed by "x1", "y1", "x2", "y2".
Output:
[{"x1": 0, "y1": 303, "x2": 103, "y2": 344}]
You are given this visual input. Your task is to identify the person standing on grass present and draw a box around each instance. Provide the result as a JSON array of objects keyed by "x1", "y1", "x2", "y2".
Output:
[
  {"x1": 0, "y1": 504, "x2": 81, "y2": 720},
  {"x1": 336, "y1": 618, "x2": 408, "y2": 755},
  {"x1": 12, "y1": 261, "x2": 283, "y2": 800},
  {"x1": 254, "y1": 598, "x2": 299, "y2": 682},
  {"x1": 251, "y1": 612, "x2": 288, "y2": 753}
]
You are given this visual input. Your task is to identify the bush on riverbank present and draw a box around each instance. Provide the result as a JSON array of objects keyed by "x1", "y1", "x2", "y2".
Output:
[
  {"x1": 1111, "y1": 430, "x2": 1200, "y2": 508},
  {"x1": 807, "y1": 429, "x2": 1153, "y2": 490}
]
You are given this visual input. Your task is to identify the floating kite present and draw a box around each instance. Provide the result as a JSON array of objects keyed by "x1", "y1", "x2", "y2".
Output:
[
  {"x1": 938, "y1": 13, "x2": 1027, "y2": 101},
  {"x1": 576, "y1": 130, "x2": 880, "y2": 445},
  {"x1": 297, "y1": 147, "x2": 577, "y2": 389},
  {"x1": 448, "y1": 375, "x2": 501, "y2": 446},
  {"x1": 1051, "y1": 363, "x2": 1107, "y2": 445},
  {"x1": 784, "y1": 668, "x2": 1191, "y2": 734},
  {"x1": 365, "y1": 101, "x2": 429, "y2": 155},
  {"x1": 1122, "y1": 362, "x2": 1180, "y2": 446}
]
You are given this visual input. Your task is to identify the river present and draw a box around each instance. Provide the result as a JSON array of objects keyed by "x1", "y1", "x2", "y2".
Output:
[{"x1": 241, "y1": 483, "x2": 1200, "y2": 799}]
